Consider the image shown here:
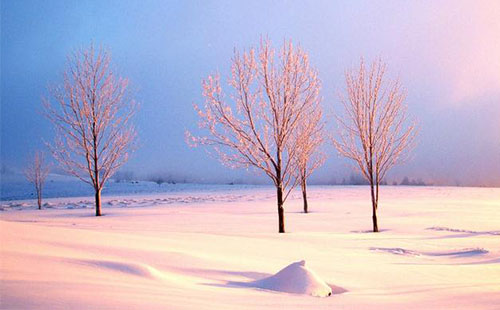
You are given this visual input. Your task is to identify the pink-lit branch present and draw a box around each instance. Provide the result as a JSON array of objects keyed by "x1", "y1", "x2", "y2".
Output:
[
  {"x1": 333, "y1": 58, "x2": 417, "y2": 232},
  {"x1": 188, "y1": 39, "x2": 321, "y2": 232},
  {"x1": 44, "y1": 45, "x2": 136, "y2": 216}
]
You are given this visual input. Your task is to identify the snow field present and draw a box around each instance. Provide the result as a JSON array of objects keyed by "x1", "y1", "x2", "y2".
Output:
[{"x1": 1, "y1": 186, "x2": 499, "y2": 309}]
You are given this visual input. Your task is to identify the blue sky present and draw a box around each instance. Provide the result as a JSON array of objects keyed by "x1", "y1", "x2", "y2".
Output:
[{"x1": 1, "y1": 0, "x2": 499, "y2": 186}]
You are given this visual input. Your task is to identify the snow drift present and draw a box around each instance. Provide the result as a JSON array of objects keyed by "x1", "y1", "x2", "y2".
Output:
[{"x1": 251, "y1": 260, "x2": 332, "y2": 297}]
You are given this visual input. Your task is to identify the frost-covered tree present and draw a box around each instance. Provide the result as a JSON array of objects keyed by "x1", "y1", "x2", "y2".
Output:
[
  {"x1": 45, "y1": 45, "x2": 136, "y2": 216},
  {"x1": 24, "y1": 151, "x2": 50, "y2": 210},
  {"x1": 188, "y1": 39, "x2": 321, "y2": 233},
  {"x1": 295, "y1": 104, "x2": 325, "y2": 213},
  {"x1": 333, "y1": 59, "x2": 416, "y2": 232}
]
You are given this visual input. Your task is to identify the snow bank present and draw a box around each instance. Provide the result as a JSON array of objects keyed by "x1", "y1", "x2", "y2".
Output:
[{"x1": 252, "y1": 260, "x2": 332, "y2": 297}]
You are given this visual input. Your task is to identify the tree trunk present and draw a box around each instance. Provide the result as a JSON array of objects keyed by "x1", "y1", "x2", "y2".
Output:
[
  {"x1": 301, "y1": 179, "x2": 308, "y2": 213},
  {"x1": 95, "y1": 188, "x2": 102, "y2": 216},
  {"x1": 370, "y1": 182, "x2": 379, "y2": 232},
  {"x1": 37, "y1": 189, "x2": 42, "y2": 210},
  {"x1": 277, "y1": 185, "x2": 285, "y2": 233}
]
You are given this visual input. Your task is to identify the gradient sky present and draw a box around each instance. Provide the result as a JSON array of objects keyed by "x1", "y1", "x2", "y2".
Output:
[{"x1": 1, "y1": 0, "x2": 499, "y2": 186}]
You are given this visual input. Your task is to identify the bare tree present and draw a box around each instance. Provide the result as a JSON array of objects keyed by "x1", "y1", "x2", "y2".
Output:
[
  {"x1": 295, "y1": 102, "x2": 325, "y2": 213},
  {"x1": 333, "y1": 59, "x2": 416, "y2": 232},
  {"x1": 24, "y1": 151, "x2": 50, "y2": 210},
  {"x1": 188, "y1": 39, "x2": 321, "y2": 233},
  {"x1": 45, "y1": 45, "x2": 136, "y2": 216}
]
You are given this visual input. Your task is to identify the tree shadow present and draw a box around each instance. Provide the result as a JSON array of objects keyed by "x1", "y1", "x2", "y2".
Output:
[{"x1": 351, "y1": 229, "x2": 391, "y2": 233}]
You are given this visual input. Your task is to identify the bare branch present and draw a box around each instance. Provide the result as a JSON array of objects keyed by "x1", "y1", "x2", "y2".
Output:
[
  {"x1": 332, "y1": 58, "x2": 417, "y2": 232},
  {"x1": 188, "y1": 39, "x2": 322, "y2": 232},
  {"x1": 24, "y1": 151, "x2": 50, "y2": 209},
  {"x1": 45, "y1": 44, "x2": 137, "y2": 216}
]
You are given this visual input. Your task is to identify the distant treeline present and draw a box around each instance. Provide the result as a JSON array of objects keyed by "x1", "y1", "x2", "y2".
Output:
[
  {"x1": 114, "y1": 171, "x2": 191, "y2": 185},
  {"x1": 339, "y1": 174, "x2": 428, "y2": 186},
  {"x1": 113, "y1": 170, "x2": 429, "y2": 187}
]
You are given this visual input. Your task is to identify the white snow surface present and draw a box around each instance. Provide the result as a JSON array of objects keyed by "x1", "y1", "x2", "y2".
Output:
[
  {"x1": 250, "y1": 260, "x2": 332, "y2": 297},
  {"x1": 1, "y1": 185, "x2": 499, "y2": 309}
]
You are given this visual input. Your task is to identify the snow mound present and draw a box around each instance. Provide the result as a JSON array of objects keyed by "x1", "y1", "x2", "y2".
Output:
[{"x1": 252, "y1": 260, "x2": 332, "y2": 297}]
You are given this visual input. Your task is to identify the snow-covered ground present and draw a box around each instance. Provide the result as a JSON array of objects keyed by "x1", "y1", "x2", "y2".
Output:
[
  {"x1": 0, "y1": 172, "x2": 264, "y2": 201},
  {"x1": 1, "y1": 185, "x2": 499, "y2": 309}
]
